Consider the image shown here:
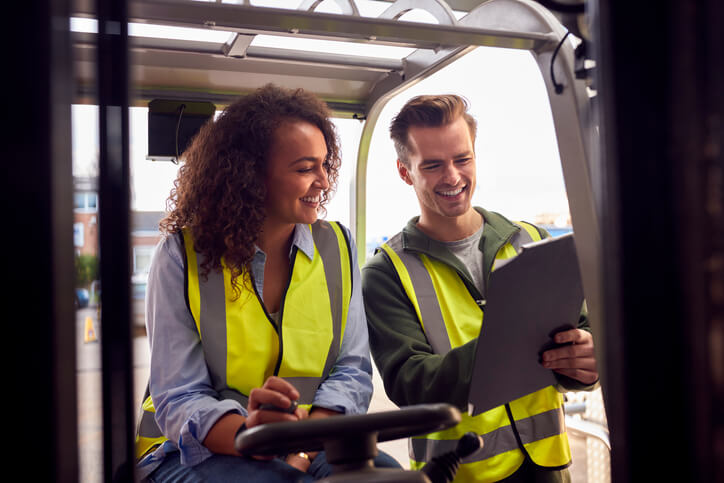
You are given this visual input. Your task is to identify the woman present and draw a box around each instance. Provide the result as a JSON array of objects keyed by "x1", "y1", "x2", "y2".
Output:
[{"x1": 135, "y1": 84, "x2": 397, "y2": 481}]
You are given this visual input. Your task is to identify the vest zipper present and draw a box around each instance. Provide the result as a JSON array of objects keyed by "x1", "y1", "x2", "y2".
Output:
[{"x1": 273, "y1": 246, "x2": 298, "y2": 377}]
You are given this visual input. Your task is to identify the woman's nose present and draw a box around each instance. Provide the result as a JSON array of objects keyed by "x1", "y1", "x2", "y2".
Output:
[{"x1": 316, "y1": 165, "x2": 330, "y2": 190}]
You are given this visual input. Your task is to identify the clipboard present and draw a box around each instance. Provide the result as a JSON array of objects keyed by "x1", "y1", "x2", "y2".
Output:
[{"x1": 467, "y1": 232, "x2": 584, "y2": 416}]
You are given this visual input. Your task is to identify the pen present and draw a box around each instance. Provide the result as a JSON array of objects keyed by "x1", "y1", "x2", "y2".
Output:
[{"x1": 258, "y1": 400, "x2": 298, "y2": 414}]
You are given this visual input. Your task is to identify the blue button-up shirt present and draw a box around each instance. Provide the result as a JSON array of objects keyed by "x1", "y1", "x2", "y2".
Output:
[{"x1": 137, "y1": 223, "x2": 373, "y2": 478}]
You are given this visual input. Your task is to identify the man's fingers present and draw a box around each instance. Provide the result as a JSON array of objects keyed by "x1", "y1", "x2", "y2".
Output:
[
  {"x1": 554, "y1": 328, "x2": 591, "y2": 345},
  {"x1": 542, "y1": 342, "x2": 593, "y2": 362},
  {"x1": 543, "y1": 329, "x2": 594, "y2": 362},
  {"x1": 552, "y1": 368, "x2": 598, "y2": 385},
  {"x1": 542, "y1": 329, "x2": 598, "y2": 384},
  {"x1": 542, "y1": 356, "x2": 597, "y2": 371}
]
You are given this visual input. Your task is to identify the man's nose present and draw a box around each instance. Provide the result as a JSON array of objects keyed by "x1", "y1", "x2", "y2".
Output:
[{"x1": 441, "y1": 162, "x2": 461, "y2": 185}]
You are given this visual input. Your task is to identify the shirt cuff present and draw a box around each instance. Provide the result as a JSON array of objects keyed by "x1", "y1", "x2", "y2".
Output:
[{"x1": 177, "y1": 399, "x2": 245, "y2": 466}]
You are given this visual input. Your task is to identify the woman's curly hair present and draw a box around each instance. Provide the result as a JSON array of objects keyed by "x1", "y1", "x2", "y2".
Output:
[{"x1": 160, "y1": 84, "x2": 341, "y2": 295}]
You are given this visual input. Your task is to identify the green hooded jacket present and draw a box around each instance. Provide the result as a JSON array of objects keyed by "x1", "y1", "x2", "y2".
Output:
[{"x1": 362, "y1": 207, "x2": 595, "y2": 482}]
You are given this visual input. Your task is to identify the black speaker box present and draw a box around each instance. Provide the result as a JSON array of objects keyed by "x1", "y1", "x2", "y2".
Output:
[{"x1": 147, "y1": 99, "x2": 216, "y2": 162}]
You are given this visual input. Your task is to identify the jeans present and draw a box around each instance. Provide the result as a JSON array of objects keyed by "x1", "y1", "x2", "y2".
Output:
[{"x1": 148, "y1": 450, "x2": 402, "y2": 482}]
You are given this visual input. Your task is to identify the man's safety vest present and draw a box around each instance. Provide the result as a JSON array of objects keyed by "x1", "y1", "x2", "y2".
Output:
[
  {"x1": 379, "y1": 222, "x2": 571, "y2": 482},
  {"x1": 135, "y1": 220, "x2": 352, "y2": 460}
]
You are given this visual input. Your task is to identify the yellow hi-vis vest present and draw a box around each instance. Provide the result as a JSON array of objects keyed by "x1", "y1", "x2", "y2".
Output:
[
  {"x1": 380, "y1": 222, "x2": 571, "y2": 482},
  {"x1": 135, "y1": 220, "x2": 352, "y2": 460}
]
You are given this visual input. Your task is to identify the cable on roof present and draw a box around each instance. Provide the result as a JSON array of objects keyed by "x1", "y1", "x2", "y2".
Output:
[
  {"x1": 174, "y1": 103, "x2": 186, "y2": 164},
  {"x1": 551, "y1": 31, "x2": 571, "y2": 95}
]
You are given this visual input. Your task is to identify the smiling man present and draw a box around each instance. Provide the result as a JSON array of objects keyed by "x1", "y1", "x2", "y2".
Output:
[{"x1": 362, "y1": 94, "x2": 598, "y2": 482}]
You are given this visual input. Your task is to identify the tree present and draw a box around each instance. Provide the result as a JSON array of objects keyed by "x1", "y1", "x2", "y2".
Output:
[{"x1": 75, "y1": 254, "x2": 98, "y2": 287}]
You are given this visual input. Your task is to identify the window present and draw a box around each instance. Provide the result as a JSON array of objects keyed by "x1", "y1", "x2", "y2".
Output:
[
  {"x1": 74, "y1": 192, "x2": 98, "y2": 212},
  {"x1": 133, "y1": 246, "x2": 155, "y2": 276},
  {"x1": 73, "y1": 222, "x2": 85, "y2": 248}
]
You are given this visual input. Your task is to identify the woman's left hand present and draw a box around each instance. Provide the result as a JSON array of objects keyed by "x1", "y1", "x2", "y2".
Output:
[
  {"x1": 283, "y1": 407, "x2": 340, "y2": 472},
  {"x1": 285, "y1": 451, "x2": 312, "y2": 472}
]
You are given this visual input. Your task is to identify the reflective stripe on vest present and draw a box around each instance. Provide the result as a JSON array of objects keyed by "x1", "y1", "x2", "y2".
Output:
[
  {"x1": 381, "y1": 222, "x2": 571, "y2": 481},
  {"x1": 135, "y1": 220, "x2": 352, "y2": 460}
]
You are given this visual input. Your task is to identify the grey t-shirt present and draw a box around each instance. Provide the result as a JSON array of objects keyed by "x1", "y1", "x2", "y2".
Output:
[{"x1": 443, "y1": 224, "x2": 485, "y2": 296}]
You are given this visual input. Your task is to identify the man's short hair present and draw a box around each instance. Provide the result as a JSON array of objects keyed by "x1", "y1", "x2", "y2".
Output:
[{"x1": 389, "y1": 94, "x2": 477, "y2": 165}]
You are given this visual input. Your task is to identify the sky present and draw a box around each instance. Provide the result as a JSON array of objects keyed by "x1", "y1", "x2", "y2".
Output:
[{"x1": 71, "y1": 2, "x2": 572, "y2": 250}]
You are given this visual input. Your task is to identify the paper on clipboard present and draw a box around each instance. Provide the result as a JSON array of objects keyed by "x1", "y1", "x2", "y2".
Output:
[{"x1": 467, "y1": 232, "x2": 584, "y2": 416}]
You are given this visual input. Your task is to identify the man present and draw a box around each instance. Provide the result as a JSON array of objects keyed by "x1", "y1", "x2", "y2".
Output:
[{"x1": 362, "y1": 94, "x2": 598, "y2": 482}]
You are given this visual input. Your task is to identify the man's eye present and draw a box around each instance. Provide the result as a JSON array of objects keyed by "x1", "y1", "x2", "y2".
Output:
[
  {"x1": 422, "y1": 164, "x2": 439, "y2": 171},
  {"x1": 455, "y1": 158, "x2": 472, "y2": 164}
]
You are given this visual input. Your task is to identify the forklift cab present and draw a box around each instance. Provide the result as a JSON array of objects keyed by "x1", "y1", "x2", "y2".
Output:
[{"x1": 68, "y1": 0, "x2": 610, "y2": 480}]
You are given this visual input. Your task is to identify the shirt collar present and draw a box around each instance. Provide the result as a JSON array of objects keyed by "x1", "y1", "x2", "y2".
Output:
[
  {"x1": 291, "y1": 223, "x2": 315, "y2": 260},
  {"x1": 253, "y1": 223, "x2": 315, "y2": 261}
]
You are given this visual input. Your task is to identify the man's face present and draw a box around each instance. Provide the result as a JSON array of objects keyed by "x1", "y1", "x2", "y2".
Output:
[{"x1": 397, "y1": 116, "x2": 476, "y2": 222}]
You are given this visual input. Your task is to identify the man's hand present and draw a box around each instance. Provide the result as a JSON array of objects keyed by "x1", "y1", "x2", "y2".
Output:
[{"x1": 541, "y1": 329, "x2": 598, "y2": 384}]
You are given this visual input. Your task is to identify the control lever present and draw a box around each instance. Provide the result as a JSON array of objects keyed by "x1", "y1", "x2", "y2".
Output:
[{"x1": 420, "y1": 432, "x2": 483, "y2": 483}]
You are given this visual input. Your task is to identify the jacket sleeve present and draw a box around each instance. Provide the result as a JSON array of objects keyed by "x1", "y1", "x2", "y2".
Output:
[{"x1": 362, "y1": 252, "x2": 476, "y2": 410}]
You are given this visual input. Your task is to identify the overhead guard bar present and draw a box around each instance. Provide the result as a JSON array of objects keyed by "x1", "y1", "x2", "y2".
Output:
[{"x1": 72, "y1": 0, "x2": 556, "y2": 51}]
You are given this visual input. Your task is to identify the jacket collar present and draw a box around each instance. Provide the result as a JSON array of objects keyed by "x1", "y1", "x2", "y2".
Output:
[{"x1": 400, "y1": 207, "x2": 521, "y2": 281}]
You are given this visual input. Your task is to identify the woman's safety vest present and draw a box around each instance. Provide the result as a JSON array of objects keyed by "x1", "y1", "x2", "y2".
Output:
[
  {"x1": 135, "y1": 220, "x2": 352, "y2": 460},
  {"x1": 380, "y1": 222, "x2": 571, "y2": 482}
]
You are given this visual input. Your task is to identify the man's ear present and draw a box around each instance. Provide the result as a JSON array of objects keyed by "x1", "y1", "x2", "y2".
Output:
[{"x1": 397, "y1": 159, "x2": 413, "y2": 186}]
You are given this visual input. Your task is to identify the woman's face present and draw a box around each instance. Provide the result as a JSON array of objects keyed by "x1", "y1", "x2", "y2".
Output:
[{"x1": 264, "y1": 120, "x2": 330, "y2": 227}]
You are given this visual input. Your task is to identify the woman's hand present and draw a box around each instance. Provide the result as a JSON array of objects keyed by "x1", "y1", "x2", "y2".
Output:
[
  {"x1": 285, "y1": 451, "x2": 312, "y2": 472},
  {"x1": 243, "y1": 376, "x2": 308, "y2": 459},
  {"x1": 203, "y1": 376, "x2": 306, "y2": 458},
  {"x1": 246, "y1": 376, "x2": 307, "y2": 428}
]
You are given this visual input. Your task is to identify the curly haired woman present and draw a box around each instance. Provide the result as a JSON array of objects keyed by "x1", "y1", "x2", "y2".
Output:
[{"x1": 135, "y1": 84, "x2": 399, "y2": 482}]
